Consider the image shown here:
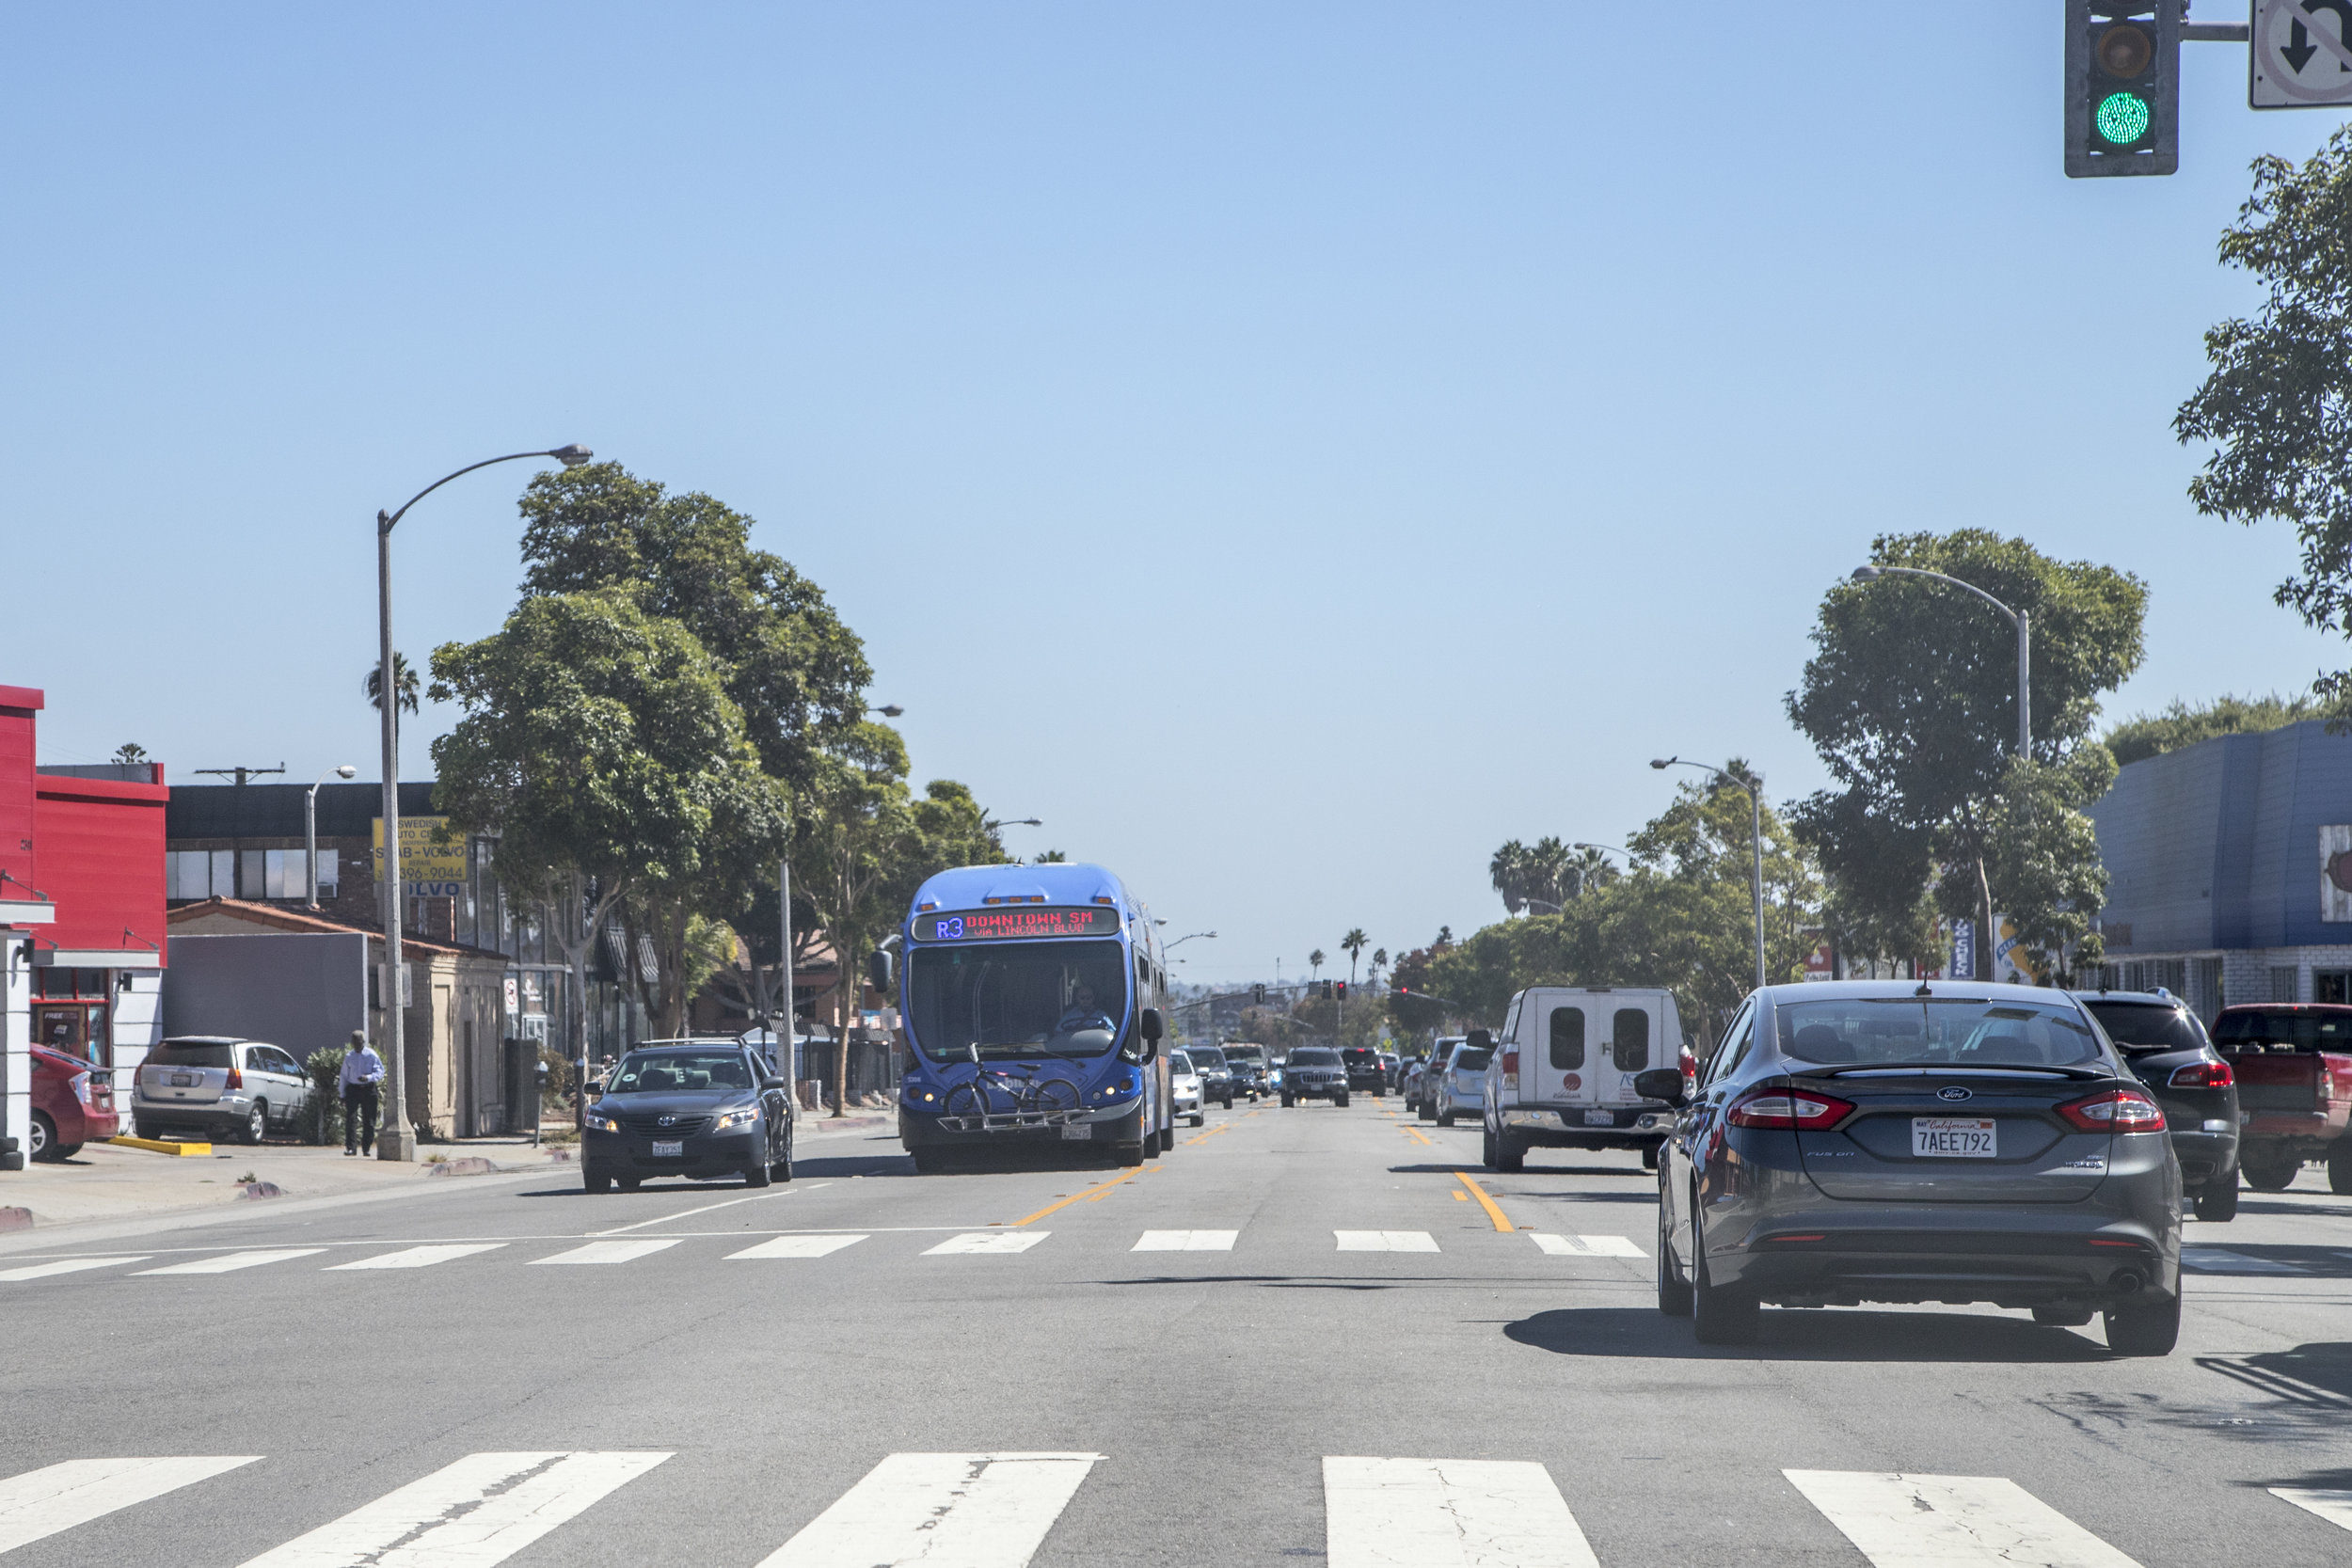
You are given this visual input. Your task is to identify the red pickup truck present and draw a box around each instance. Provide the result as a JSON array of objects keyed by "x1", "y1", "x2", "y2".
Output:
[{"x1": 2211, "y1": 1005, "x2": 2352, "y2": 1194}]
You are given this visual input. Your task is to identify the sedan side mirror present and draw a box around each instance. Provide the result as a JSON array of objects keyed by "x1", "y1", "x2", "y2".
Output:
[
  {"x1": 761, "y1": 1076, "x2": 790, "y2": 1092},
  {"x1": 1632, "y1": 1068, "x2": 1689, "y2": 1108}
]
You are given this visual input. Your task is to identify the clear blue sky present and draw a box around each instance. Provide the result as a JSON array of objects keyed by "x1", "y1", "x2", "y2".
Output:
[{"x1": 4, "y1": 5, "x2": 2344, "y2": 985}]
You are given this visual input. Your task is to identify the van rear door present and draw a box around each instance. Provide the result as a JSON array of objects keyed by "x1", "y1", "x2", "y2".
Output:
[
  {"x1": 1596, "y1": 1000, "x2": 1661, "y2": 1107},
  {"x1": 1523, "y1": 997, "x2": 1589, "y2": 1108}
]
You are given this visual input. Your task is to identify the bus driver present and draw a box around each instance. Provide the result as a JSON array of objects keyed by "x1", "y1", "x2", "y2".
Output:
[{"x1": 1057, "y1": 982, "x2": 1115, "y2": 1036}]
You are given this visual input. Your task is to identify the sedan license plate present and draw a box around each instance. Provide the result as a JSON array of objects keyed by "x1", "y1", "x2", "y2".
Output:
[
  {"x1": 651, "y1": 1139, "x2": 684, "y2": 1158},
  {"x1": 1913, "y1": 1117, "x2": 1996, "y2": 1158},
  {"x1": 169, "y1": 1072, "x2": 195, "y2": 1087},
  {"x1": 1583, "y1": 1109, "x2": 1615, "y2": 1127},
  {"x1": 1059, "y1": 1122, "x2": 1093, "y2": 1141}
]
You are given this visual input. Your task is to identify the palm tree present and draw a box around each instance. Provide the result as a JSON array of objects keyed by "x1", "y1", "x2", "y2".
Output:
[
  {"x1": 1341, "y1": 928, "x2": 1369, "y2": 987},
  {"x1": 364, "y1": 654, "x2": 421, "y2": 733},
  {"x1": 1489, "y1": 840, "x2": 1529, "y2": 915},
  {"x1": 1308, "y1": 948, "x2": 1326, "y2": 981},
  {"x1": 1567, "y1": 844, "x2": 1618, "y2": 895}
]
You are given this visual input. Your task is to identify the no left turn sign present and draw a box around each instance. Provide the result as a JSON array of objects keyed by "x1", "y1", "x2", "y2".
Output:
[{"x1": 2253, "y1": 0, "x2": 2352, "y2": 106}]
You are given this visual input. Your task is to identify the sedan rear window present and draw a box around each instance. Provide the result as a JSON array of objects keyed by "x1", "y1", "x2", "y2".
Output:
[
  {"x1": 148, "y1": 1041, "x2": 235, "y2": 1069},
  {"x1": 2084, "y1": 1002, "x2": 2207, "y2": 1053},
  {"x1": 1190, "y1": 1048, "x2": 1227, "y2": 1068},
  {"x1": 1453, "y1": 1048, "x2": 1493, "y2": 1070},
  {"x1": 1775, "y1": 998, "x2": 2105, "y2": 1069}
]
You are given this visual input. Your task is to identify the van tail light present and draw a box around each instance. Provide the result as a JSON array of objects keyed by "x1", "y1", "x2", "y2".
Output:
[
  {"x1": 1679, "y1": 1046, "x2": 1698, "y2": 1093},
  {"x1": 1499, "y1": 1050, "x2": 1518, "y2": 1077},
  {"x1": 1726, "y1": 1087, "x2": 1853, "y2": 1131},
  {"x1": 2058, "y1": 1086, "x2": 2166, "y2": 1133},
  {"x1": 225, "y1": 1067, "x2": 243, "y2": 1090},
  {"x1": 2168, "y1": 1059, "x2": 2233, "y2": 1090}
]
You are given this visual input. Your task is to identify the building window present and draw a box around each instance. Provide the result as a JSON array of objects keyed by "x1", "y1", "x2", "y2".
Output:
[
  {"x1": 2271, "y1": 966, "x2": 2299, "y2": 1004},
  {"x1": 2316, "y1": 971, "x2": 2352, "y2": 1005}
]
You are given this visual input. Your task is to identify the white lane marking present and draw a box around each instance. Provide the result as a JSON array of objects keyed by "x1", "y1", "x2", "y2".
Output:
[
  {"x1": 0, "y1": 1456, "x2": 259, "y2": 1554},
  {"x1": 1324, "y1": 1456, "x2": 1598, "y2": 1568},
  {"x1": 2271, "y1": 1487, "x2": 2352, "y2": 1532},
  {"x1": 757, "y1": 1451, "x2": 1100, "y2": 1568},
  {"x1": 135, "y1": 1249, "x2": 326, "y2": 1276},
  {"x1": 2182, "y1": 1245, "x2": 2304, "y2": 1275},
  {"x1": 327, "y1": 1243, "x2": 508, "y2": 1272},
  {"x1": 0, "y1": 1256, "x2": 151, "y2": 1282},
  {"x1": 1785, "y1": 1469, "x2": 2142, "y2": 1567},
  {"x1": 925, "y1": 1231, "x2": 1050, "y2": 1255},
  {"x1": 1528, "y1": 1234, "x2": 1646, "y2": 1258},
  {"x1": 238, "y1": 1449, "x2": 669, "y2": 1568},
  {"x1": 527, "y1": 1239, "x2": 682, "y2": 1266},
  {"x1": 728, "y1": 1234, "x2": 868, "y2": 1259},
  {"x1": 1133, "y1": 1229, "x2": 1238, "y2": 1252},
  {"x1": 589, "y1": 1182, "x2": 827, "y2": 1236},
  {"x1": 1335, "y1": 1230, "x2": 1439, "y2": 1253}
]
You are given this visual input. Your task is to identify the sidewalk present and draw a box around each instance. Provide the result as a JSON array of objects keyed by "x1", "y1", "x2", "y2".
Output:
[{"x1": 0, "y1": 1108, "x2": 898, "y2": 1238}]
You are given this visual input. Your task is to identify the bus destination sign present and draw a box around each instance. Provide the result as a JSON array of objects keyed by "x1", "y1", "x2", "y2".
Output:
[{"x1": 914, "y1": 907, "x2": 1121, "y2": 942}]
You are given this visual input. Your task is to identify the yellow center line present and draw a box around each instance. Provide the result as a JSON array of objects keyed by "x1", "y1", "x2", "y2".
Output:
[
  {"x1": 1014, "y1": 1166, "x2": 1142, "y2": 1227},
  {"x1": 1451, "y1": 1190, "x2": 1468, "y2": 1201},
  {"x1": 1398, "y1": 1125, "x2": 1434, "y2": 1148},
  {"x1": 1455, "y1": 1171, "x2": 1516, "y2": 1232}
]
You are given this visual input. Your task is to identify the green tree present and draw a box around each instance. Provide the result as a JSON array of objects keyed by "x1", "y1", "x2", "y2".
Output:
[
  {"x1": 1787, "y1": 530, "x2": 2145, "y2": 981},
  {"x1": 429, "y1": 589, "x2": 789, "y2": 1044},
  {"x1": 1340, "y1": 928, "x2": 1369, "y2": 987},
  {"x1": 2106, "y1": 691, "x2": 2330, "y2": 766},
  {"x1": 2176, "y1": 127, "x2": 2352, "y2": 707},
  {"x1": 111, "y1": 743, "x2": 148, "y2": 765},
  {"x1": 1308, "y1": 949, "x2": 1326, "y2": 980}
]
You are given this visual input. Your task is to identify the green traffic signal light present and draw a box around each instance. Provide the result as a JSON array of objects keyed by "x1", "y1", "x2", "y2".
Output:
[{"x1": 2094, "y1": 89, "x2": 2151, "y2": 147}]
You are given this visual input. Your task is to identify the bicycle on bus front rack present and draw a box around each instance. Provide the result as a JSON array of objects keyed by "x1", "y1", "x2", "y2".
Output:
[{"x1": 934, "y1": 1043, "x2": 1084, "y2": 1133}]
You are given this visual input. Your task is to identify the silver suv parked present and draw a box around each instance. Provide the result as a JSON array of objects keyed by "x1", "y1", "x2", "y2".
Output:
[{"x1": 132, "y1": 1037, "x2": 314, "y2": 1145}]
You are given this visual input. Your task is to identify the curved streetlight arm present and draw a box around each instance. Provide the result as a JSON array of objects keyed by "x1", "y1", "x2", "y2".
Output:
[
  {"x1": 381, "y1": 446, "x2": 592, "y2": 535},
  {"x1": 1164, "y1": 931, "x2": 1216, "y2": 951},
  {"x1": 1849, "y1": 563, "x2": 2031, "y2": 758},
  {"x1": 1651, "y1": 756, "x2": 1767, "y2": 992},
  {"x1": 1571, "y1": 842, "x2": 1636, "y2": 861}
]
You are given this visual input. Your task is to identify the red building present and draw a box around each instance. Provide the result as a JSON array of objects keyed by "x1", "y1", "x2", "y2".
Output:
[{"x1": 0, "y1": 684, "x2": 169, "y2": 1167}]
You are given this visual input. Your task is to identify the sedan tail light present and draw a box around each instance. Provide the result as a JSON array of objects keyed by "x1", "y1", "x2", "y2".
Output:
[
  {"x1": 2058, "y1": 1086, "x2": 2166, "y2": 1133},
  {"x1": 1726, "y1": 1086, "x2": 1853, "y2": 1130},
  {"x1": 2167, "y1": 1058, "x2": 2233, "y2": 1090}
]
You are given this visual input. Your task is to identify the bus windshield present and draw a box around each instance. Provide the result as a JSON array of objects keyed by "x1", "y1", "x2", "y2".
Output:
[{"x1": 908, "y1": 940, "x2": 1131, "y2": 1062}]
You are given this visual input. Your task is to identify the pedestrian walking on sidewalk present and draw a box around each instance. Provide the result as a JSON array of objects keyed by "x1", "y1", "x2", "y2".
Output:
[{"x1": 340, "y1": 1030, "x2": 385, "y2": 1156}]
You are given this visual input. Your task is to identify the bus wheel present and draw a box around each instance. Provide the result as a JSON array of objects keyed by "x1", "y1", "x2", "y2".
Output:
[{"x1": 1116, "y1": 1139, "x2": 1147, "y2": 1167}]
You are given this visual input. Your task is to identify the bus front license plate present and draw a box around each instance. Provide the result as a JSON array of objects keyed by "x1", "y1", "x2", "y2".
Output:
[
  {"x1": 652, "y1": 1139, "x2": 684, "y2": 1157},
  {"x1": 1060, "y1": 1123, "x2": 1092, "y2": 1141},
  {"x1": 1913, "y1": 1117, "x2": 1995, "y2": 1158}
]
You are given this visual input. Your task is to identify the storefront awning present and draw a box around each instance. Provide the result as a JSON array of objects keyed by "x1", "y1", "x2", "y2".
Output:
[
  {"x1": 31, "y1": 948, "x2": 163, "y2": 971},
  {"x1": 0, "y1": 900, "x2": 56, "y2": 926}
]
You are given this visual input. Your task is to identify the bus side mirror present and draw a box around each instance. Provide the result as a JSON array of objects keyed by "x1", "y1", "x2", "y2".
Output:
[
  {"x1": 1140, "y1": 1008, "x2": 1164, "y2": 1042},
  {"x1": 1466, "y1": 1028, "x2": 1493, "y2": 1051},
  {"x1": 866, "y1": 948, "x2": 895, "y2": 991}
]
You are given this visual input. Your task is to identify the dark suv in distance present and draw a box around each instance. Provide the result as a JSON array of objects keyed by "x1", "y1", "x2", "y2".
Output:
[
  {"x1": 2074, "y1": 990, "x2": 2242, "y2": 1220},
  {"x1": 1648, "y1": 981, "x2": 2185, "y2": 1356},
  {"x1": 1341, "y1": 1047, "x2": 1387, "y2": 1095},
  {"x1": 1187, "y1": 1044, "x2": 1236, "y2": 1108},
  {"x1": 1280, "y1": 1046, "x2": 1349, "y2": 1107}
]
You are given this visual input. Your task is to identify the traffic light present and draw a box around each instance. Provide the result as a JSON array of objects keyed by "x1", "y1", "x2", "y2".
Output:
[
  {"x1": 1334, "y1": 982, "x2": 1347, "y2": 1001},
  {"x1": 1320, "y1": 979, "x2": 1334, "y2": 1000},
  {"x1": 2066, "y1": 2, "x2": 2180, "y2": 177},
  {"x1": 1251, "y1": 983, "x2": 1266, "y2": 1005}
]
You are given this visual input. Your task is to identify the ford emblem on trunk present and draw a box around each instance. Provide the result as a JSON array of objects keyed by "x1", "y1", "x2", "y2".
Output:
[{"x1": 1935, "y1": 1086, "x2": 1972, "y2": 1102}]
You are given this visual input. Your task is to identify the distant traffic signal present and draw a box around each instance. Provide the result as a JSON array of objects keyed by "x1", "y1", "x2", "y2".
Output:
[
  {"x1": 1319, "y1": 980, "x2": 1334, "y2": 1000},
  {"x1": 2066, "y1": 2, "x2": 2180, "y2": 177},
  {"x1": 1334, "y1": 982, "x2": 1347, "y2": 1001},
  {"x1": 1251, "y1": 983, "x2": 1266, "y2": 1005}
]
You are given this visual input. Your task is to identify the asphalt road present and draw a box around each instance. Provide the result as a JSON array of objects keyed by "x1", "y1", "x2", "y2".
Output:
[{"x1": 2, "y1": 1098, "x2": 2348, "y2": 1566}]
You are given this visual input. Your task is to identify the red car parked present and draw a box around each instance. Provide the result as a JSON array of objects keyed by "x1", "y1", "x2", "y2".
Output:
[{"x1": 29, "y1": 1046, "x2": 120, "y2": 1161}]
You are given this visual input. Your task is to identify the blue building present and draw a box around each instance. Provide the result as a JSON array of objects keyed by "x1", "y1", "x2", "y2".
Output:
[{"x1": 2089, "y1": 719, "x2": 2352, "y2": 1020}]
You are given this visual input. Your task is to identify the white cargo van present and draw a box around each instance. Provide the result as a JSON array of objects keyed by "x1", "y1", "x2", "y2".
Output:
[{"x1": 1481, "y1": 986, "x2": 1692, "y2": 1171}]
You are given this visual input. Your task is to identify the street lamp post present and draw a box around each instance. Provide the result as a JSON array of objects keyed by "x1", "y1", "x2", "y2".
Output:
[
  {"x1": 1849, "y1": 564, "x2": 2030, "y2": 757},
  {"x1": 374, "y1": 445, "x2": 592, "y2": 1162},
  {"x1": 307, "y1": 766, "x2": 357, "y2": 909},
  {"x1": 1163, "y1": 931, "x2": 1216, "y2": 951},
  {"x1": 1650, "y1": 757, "x2": 1768, "y2": 992}
]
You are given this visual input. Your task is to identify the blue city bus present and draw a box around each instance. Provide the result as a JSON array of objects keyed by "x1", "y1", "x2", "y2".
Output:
[{"x1": 895, "y1": 863, "x2": 1174, "y2": 1172}]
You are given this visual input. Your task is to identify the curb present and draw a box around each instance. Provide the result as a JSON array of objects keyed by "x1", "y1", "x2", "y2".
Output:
[
  {"x1": 0, "y1": 1207, "x2": 30, "y2": 1232},
  {"x1": 108, "y1": 1136, "x2": 214, "y2": 1157}
]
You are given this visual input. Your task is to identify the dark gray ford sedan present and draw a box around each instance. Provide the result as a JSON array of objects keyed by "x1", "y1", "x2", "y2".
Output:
[{"x1": 1645, "y1": 981, "x2": 2183, "y2": 1355}]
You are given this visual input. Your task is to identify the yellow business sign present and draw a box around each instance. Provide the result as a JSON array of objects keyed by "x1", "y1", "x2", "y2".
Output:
[{"x1": 373, "y1": 816, "x2": 469, "y2": 897}]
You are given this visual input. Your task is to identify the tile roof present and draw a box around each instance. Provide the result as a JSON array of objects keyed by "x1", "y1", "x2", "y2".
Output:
[{"x1": 164, "y1": 895, "x2": 494, "y2": 958}]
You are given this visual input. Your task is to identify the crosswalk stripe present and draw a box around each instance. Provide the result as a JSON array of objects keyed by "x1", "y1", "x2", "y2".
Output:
[
  {"x1": 1528, "y1": 1234, "x2": 1645, "y2": 1258},
  {"x1": 1785, "y1": 1469, "x2": 2142, "y2": 1567},
  {"x1": 238, "y1": 1449, "x2": 670, "y2": 1568},
  {"x1": 757, "y1": 1451, "x2": 1099, "y2": 1568},
  {"x1": 728, "y1": 1234, "x2": 868, "y2": 1259},
  {"x1": 327, "y1": 1243, "x2": 508, "y2": 1272},
  {"x1": 0, "y1": 1456, "x2": 259, "y2": 1554},
  {"x1": 925, "y1": 1232, "x2": 1050, "y2": 1256},
  {"x1": 1324, "y1": 1456, "x2": 1597, "y2": 1568},
  {"x1": 0, "y1": 1256, "x2": 151, "y2": 1282},
  {"x1": 1335, "y1": 1230, "x2": 1439, "y2": 1253},
  {"x1": 135, "y1": 1249, "x2": 326, "y2": 1276},
  {"x1": 2270, "y1": 1487, "x2": 2352, "y2": 1532},
  {"x1": 527, "y1": 1239, "x2": 682, "y2": 1266},
  {"x1": 1133, "y1": 1229, "x2": 1238, "y2": 1252}
]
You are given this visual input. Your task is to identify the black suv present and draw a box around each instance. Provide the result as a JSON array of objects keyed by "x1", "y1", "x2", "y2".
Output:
[
  {"x1": 2074, "y1": 990, "x2": 2243, "y2": 1221},
  {"x1": 1280, "y1": 1047, "x2": 1349, "y2": 1107},
  {"x1": 1341, "y1": 1047, "x2": 1387, "y2": 1094},
  {"x1": 1187, "y1": 1044, "x2": 1237, "y2": 1109}
]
